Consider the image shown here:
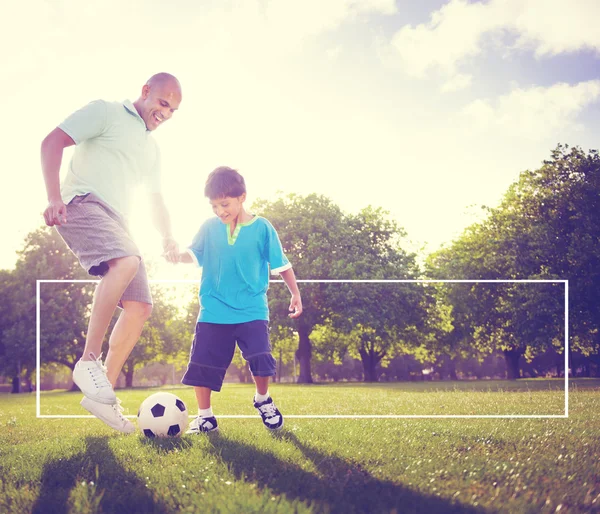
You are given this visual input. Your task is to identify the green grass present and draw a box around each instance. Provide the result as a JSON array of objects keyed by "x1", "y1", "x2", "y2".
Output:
[{"x1": 1, "y1": 380, "x2": 599, "y2": 513}]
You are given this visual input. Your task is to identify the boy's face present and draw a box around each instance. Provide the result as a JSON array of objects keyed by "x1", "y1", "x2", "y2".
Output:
[{"x1": 210, "y1": 194, "x2": 246, "y2": 224}]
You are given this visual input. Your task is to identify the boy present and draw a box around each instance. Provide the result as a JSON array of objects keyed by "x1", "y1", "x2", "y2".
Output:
[{"x1": 166, "y1": 166, "x2": 302, "y2": 432}]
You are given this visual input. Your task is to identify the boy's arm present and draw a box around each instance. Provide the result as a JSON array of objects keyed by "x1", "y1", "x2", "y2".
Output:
[{"x1": 279, "y1": 267, "x2": 302, "y2": 318}]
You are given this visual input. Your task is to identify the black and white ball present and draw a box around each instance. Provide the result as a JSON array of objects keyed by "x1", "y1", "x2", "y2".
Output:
[{"x1": 138, "y1": 392, "x2": 188, "y2": 438}]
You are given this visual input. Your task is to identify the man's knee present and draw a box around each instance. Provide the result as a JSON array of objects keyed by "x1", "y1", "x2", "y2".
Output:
[
  {"x1": 107, "y1": 255, "x2": 140, "y2": 280},
  {"x1": 123, "y1": 301, "x2": 153, "y2": 322}
]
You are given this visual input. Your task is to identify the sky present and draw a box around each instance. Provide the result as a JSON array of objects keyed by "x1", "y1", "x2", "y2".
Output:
[{"x1": 2, "y1": 0, "x2": 599, "y2": 279}]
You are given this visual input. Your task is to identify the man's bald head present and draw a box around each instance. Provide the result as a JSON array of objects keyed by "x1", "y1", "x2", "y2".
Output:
[
  {"x1": 146, "y1": 72, "x2": 182, "y2": 93},
  {"x1": 134, "y1": 72, "x2": 182, "y2": 131}
]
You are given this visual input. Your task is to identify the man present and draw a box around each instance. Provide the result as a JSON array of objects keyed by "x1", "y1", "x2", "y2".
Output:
[{"x1": 41, "y1": 73, "x2": 182, "y2": 433}]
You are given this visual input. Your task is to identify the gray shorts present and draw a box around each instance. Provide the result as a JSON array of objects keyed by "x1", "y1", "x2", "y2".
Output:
[{"x1": 55, "y1": 193, "x2": 152, "y2": 306}]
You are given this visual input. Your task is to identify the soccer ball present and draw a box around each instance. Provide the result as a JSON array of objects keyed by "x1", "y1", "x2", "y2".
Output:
[{"x1": 137, "y1": 392, "x2": 189, "y2": 438}]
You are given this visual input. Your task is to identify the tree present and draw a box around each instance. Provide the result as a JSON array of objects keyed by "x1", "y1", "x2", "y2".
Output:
[
  {"x1": 253, "y1": 194, "x2": 348, "y2": 383},
  {"x1": 0, "y1": 270, "x2": 32, "y2": 392},
  {"x1": 427, "y1": 145, "x2": 595, "y2": 378},
  {"x1": 523, "y1": 146, "x2": 600, "y2": 374},
  {"x1": 0, "y1": 227, "x2": 91, "y2": 391},
  {"x1": 254, "y1": 194, "x2": 424, "y2": 383}
]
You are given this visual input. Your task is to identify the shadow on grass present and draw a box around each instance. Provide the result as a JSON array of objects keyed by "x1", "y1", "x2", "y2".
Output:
[
  {"x1": 32, "y1": 436, "x2": 170, "y2": 514},
  {"x1": 205, "y1": 430, "x2": 486, "y2": 514},
  {"x1": 139, "y1": 435, "x2": 192, "y2": 451}
]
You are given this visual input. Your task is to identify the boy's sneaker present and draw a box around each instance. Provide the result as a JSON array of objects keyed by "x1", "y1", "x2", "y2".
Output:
[
  {"x1": 72, "y1": 353, "x2": 117, "y2": 405},
  {"x1": 253, "y1": 396, "x2": 284, "y2": 431},
  {"x1": 186, "y1": 416, "x2": 219, "y2": 434},
  {"x1": 80, "y1": 397, "x2": 135, "y2": 434}
]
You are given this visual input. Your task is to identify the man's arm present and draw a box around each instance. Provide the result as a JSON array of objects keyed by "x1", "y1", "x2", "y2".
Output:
[
  {"x1": 279, "y1": 267, "x2": 303, "y2": 318},
  {"x1": 41, "y1": 127, "x2": 75, "y2": 226},
  {"x1": 151, "y1": 192, "x2": 178, "y2": 255}
]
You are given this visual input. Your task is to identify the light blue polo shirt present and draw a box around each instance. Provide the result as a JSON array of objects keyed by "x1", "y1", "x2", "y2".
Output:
[
  {"x1": 187, "y1": 216, "x2": 292, "y2": 324},
  {"x1": 59, "y1": 99, "x2": 161, "y2": 219}
]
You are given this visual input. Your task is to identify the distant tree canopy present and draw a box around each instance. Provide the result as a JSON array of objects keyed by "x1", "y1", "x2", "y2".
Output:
[
  {"x1": 253, "y1": 193, "x2": 430, "y2": 383},
  {"x1": 1, "y1": 145, "x2": 598, "y2": 390},
  {"x1": 427, "y1": 145, "x2": 599, "y2": 377}
]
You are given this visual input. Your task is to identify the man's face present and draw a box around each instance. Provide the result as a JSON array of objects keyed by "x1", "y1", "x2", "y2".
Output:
[
  {"x1": 140, "y1": 81, "x2": 182, "y2": 131},
  {"x1": 210, "y1": 195, "x2": 246, "y2": 224}
]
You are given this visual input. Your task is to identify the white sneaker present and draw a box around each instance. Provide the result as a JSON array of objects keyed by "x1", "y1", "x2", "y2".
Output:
[
  {"x1": 253, "y1": 396, "x2": 284, "y2": 430},
  {"x1": 80, "y1": 397, "x2": 136, "y2": 434},
  {"x1": 185, "y1": 415, "x2": 219, "y2": 434},
  {"x1": 72, "y1": 352, "x2": 117, "y2": 404}
]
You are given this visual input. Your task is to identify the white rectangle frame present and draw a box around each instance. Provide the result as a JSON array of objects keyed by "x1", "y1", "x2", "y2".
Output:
[{"x1": 36, "y1": 279, "x2": 569, "y2": 420}]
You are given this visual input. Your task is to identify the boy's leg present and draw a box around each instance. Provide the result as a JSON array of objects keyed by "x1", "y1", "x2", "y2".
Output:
[
  {"x1": 252, "y1": 378, "x2": 283, "y2": 431},
  {"x1": 186, "y1": 386, "x2": 218, "y2": 433},
  {"x1": 254, "y1": 376, "x2": 270, "y2": 396},
  {"x1": 195, "y1": 386, "x2": 212, "y2": 410},
  {"x1": 235, "y1": 321, "x2": 283, "y2": 430},
  {"x1": 182, "y1": 323, "x2": 237, "y2": 434}
]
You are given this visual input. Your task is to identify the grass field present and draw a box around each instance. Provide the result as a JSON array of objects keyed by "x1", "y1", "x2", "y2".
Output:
[{"x1": 1, "y1": 380, "x2": 599, "y2": 513}]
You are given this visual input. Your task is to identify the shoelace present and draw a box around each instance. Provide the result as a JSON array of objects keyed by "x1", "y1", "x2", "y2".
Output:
[
  {"x1": 112, "y1": 399, "x2": 128, "y2": 423},
  {"x1": 258, "y1": 402, "x2": 278, "y2": 418},
  {"x1": 88, "y1": 352, "x2": 112, "y2": 389}
]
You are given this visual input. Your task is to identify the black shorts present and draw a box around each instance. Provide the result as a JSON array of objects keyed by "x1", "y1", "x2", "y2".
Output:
[{"x1": 181, "y1": 320, "x2": 277, "y2": 391}]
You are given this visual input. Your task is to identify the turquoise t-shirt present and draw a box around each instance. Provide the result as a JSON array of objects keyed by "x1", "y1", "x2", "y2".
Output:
[{"x1": 187, "y1": 216, "x2": 291, "y2": 324}]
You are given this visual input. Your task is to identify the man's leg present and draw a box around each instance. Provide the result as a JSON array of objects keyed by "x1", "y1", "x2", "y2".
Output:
[
  {"x1": 76, "y1": 259, "x2": 150, "y2": 434},
  {"x1": 104, "y1": 300, "x2": 152, "y2": 386},
  {"x1": 81, "y1": 256, "x2": 141, "y2": 361},
  {"x1": 73, "y1": 256, "x2": 141, "y2": 405}
]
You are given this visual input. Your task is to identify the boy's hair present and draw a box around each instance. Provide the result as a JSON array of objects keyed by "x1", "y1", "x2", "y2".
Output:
[{"x1": 205, "y1": 166, "x2": 246, "y2": 199}]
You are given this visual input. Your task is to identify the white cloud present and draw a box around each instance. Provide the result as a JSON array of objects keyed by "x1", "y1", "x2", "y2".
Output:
[
  {"x1": 265, "y1": 0, "x2": 396, "y2": 37},
  {"x1": 461, "y1": 80, "x2": 600, "y2": 141},
  {"x1": 514, "y1": 0, "x2": 600, "y2": 56},
  {"x1": 388, "y1": 0, "x2": 600, "y2": 84},
  {"x1": 256, "y1": 0, "x2": 397, "y2": 54},
  {"x1": 389, "y1": 0, "x2": 507, "y2": 77},
  {"x1": 327, "y1": 45, "x2": 343, "y2": 59},
  {"x1": 441, "y1": 73, "x2": 473, "y2": 92}
]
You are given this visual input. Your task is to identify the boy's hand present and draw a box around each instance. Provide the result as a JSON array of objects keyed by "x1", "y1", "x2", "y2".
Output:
[
  {"x1": 288, "y1": 294, "x2": 303, "y2": 318},
  {"x1": 163, "y1": 249, "x2": 180, "y2": 263}
]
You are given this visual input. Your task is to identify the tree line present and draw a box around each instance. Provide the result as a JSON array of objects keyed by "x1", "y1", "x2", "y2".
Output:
[{"x1": 1, "y1": 145, "x2": 598, "y2": 391}]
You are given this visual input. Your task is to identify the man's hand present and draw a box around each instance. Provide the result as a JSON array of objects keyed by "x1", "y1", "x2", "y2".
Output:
[
  {"x1": 162, "y1": 235, "x2": 178, "y2": 254},
  {"x1": 43, "y1": 199, "x2": 67, "y2": 226},
  {"x1": 289, "y1": 294, "x2": 303, "y2": 318},
  {"x1": 162, "y1": 236, "x2": 180, "y2": 263}
]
